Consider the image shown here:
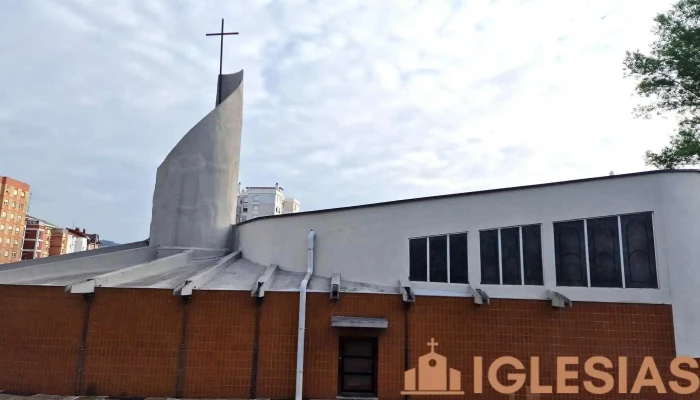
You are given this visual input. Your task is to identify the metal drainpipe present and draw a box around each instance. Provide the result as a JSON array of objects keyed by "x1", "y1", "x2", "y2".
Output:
[
  {"x1": 295, "y1": 230, "x2": 315, "y2": 400},
  {"x1": 404, "y1": 301, "x2": 412, "y2": 400},
  {"x1": 175, "y1": 295, "x2": 191, "y2": 398},
  {"x1": 250, "y1": 296, "x2": 263, "y2": 399},
  {"x1": 75, "y1": 293, "x2": 93, "y2": 396}
]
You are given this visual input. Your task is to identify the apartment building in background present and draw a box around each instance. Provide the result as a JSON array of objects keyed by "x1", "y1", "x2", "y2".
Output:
[
  {"x1": 87, "y1": 233, "x2": 101, "y2": 250},
  {"x1": 49, "y1": 228, "x2": 78, "y2": 256},
  {"x1": 67, "y1": 228, "x2": 90, "y2": 252},
  {"x1": 0, "y1": 176, "x2": 30, "y2": 264},
  {"x1": 236, "y1": 183, "x2": 301, "y2": 223},
  {"x1": 22, "y1": 222, "x2": 100, "y2": 260},
  {"x1": 283, "y1": 198, "x2": 300, "y2": 213},
  {"x1": 22, "y1": 216, "x2": 56, "y2": 260}
]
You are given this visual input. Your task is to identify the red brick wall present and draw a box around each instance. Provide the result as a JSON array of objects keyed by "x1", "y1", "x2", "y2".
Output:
[
  {"x1": 0, "y1": 286, "x2": 84, "y2": 395},
  {"x1": 257, "y1": 292, "x2": 299, "y2": 399},
  {"x1": 81, "y1": 288, "x2": 183, "y2": 397},
  {"x1": 303, "y1": 292, "x2": 406, "y2": 399},
  {"x1": 409, "y1": 297, "x2": 679, "y2": 400},
  {"x1": 182, "y1": 291, "x2": 257, "y2": 398},
  {"x1": 0, "y1": 286, "x2": 693, "y2": 399}
]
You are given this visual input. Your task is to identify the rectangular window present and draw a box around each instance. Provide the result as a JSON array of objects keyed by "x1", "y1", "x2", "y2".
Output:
[
  {"x1": 480, "y1": 229, "x2": 500, "y2": 284},
  {"x1": 338, "y1": 337, "x2": 377, "y2": 396},
  {"x1": 18, "y1": 204, "x2": 23, "y2": 209},
  {"x1": 620, "y1": 213, "x2": 658, "y2": 289},
  {"x1": 409, "y1": 238, "x2": 427, "y2": 282},
  {"x1": 11, "y1": 202, "x2": 15, "y2": 208},
  {"x1": 554, "y1": 212, "x2": 657, "y2": 289},
  {"x1": 2, "y1": 200, "x2": 7, "y2": 205},
  {"x1": 3, "y1": 251, "x2": 7, "y2": 256},
  {"x1": 522, "y1": 225, "x2": 544, "y2": 285},
  {"x1": 553, "y1": 220, "x2": 588, "y2": 287},
  {"x1": 587, "y1": 216, "x2": 622, "y2": 288},
  {"x1": 242, "y1": 207, "x2": 248, "y2": 212},
  {"x1": 409, "y1": 232, "x2": 468, "y2": 284},
  {"x1": 480, "y1": 224, "x2": 543, "y2": 286},
  {"x1": 429, "y1": 235, "x2": 448, "y2": 283},
  {"x1": 449, "y1": 233, "x2": 469, "y2": 284},
  {"x1": 253, "y1": 195, "x2": 259, "y2": 202},
  {"x1": 253, "y1": 205, "x2": 259, "y2": 211}
]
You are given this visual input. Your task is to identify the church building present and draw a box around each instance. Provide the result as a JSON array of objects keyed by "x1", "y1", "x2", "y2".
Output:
[{"x1": 0, "y1": 70, "x2": 699, "y2": 400}]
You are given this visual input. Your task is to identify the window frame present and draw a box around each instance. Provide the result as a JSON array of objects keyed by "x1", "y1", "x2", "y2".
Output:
[
  {"x1": 408, "y1": 231, "x2": 469, "y2": 284},
  {"x1": 479, "y1": 224, "x2": 544, "y2": 286},
  {"x1": 553, "y1": 212, "x2": 659, "y2": 289},
  {"x1": 337, "y1": 336, "x2": 378, "y2": 397}
]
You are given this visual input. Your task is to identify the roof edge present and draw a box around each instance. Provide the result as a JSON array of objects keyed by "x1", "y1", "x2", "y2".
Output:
[{"x1": 236, "y1": 169, "x2": 700, "y2": 226}]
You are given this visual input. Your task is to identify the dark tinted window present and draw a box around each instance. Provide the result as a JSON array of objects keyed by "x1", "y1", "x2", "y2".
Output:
[
  {"x1": 409, "y1": 238, "x2": 427, "y2": 282},
  {"x1": 449, "y1": 233, "x2": 469, "y2": 284},
  {"x1": 522, "y1": 224, "x2": 543, "y2": 285},
  {"x1": 587, "y1": 217, "x2": 622, "y2": 288},
  {"x1": 500, "y1": 227, "x2": 521, "y2": 285},
  {"x1": 554, "y1": 220, "x2": 588, "y2": 287},
  {"x1": 480, "y1": 229, "x2": 500, "y2": 284},
  {"x1": 429, "y1": 236, "x2": 448, "y2": 283},
  {"x1": 621, "y1": 212, "x2": 658, "y2": 288}
]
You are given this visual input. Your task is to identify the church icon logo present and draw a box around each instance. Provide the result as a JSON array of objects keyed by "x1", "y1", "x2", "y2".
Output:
[{"x1": 401, "y1": 338, "x2": 465, "y2": 395}]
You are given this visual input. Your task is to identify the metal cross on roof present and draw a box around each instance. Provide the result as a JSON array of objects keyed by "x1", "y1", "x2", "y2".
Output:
[{"x1": 206, "y1": 18, "x2": 239, "y2": 105}]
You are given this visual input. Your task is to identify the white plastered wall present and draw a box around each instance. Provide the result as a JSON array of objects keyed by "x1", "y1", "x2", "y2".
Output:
[{"x1": 237, "y1": 171, "x2": 700, "y2": 357}]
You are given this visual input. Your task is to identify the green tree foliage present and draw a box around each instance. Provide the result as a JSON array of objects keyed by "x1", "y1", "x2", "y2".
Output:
[{"x1": 623, "y1": 0, "x2": 700, "y2": 169}]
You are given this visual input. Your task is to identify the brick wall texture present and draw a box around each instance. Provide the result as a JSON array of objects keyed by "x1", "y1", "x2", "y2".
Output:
[{"x1": 0, "y1": 285, "x2": 697, "y2": 400}]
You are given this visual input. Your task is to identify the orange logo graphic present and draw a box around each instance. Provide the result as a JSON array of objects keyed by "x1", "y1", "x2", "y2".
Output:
[{"x1": 401, "y1": 338, "x2": 465, "y2": 395}]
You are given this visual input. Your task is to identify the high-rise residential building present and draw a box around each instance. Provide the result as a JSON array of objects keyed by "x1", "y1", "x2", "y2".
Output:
[
  {"x1": 236, "y1": 183, "x2": 301, "y2": 222},
  {"x1": 22, "y1": 216, "x2": 56, "y2": 260},
  {"x1": 0, "y1": 176, "x2": 30, "y2": 264}
]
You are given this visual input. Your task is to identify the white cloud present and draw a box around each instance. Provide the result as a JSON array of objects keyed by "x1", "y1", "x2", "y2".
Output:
[{"x1": 0, "y1": 0, "x2": 680, "y2": 242}]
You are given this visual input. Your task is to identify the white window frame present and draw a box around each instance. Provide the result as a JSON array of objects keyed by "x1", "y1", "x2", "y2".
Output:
[
  {"x1": 410, "y1": 231, "x2": 468, "y2": 284},
  {"x1": 480, "y1": 224, "x2": 542, "y2": 286},
  {"x1": 554, "y1": 213, "x2": 657, "y2": 289}
]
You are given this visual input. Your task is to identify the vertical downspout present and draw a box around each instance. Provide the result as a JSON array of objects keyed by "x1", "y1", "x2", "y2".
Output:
[
  {"x1": 175, "y1": 296, "x2": 191, "y2": 398},
  {"x1": 75, "y1": 293, "x2": 93, "y2": 395},
  {"x1": 403, "y1": 301, "x2": 412, "y2": 400},
  {"x1": 295, "y1": 229, "x2": 315, "y2": 400},
  {"x1": 250, "y1": 296, "x2": 263, "y2": 399}
]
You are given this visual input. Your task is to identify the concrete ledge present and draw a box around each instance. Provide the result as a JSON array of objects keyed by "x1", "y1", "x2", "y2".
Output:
[
  {"x1": 331, "y1": 316, "x2": 388, "y2": 329},
  {"x1": 66, "y1": 250, "x2": 191, "y2": 293},
  {"x1": 174, "y1": 250, "x2": 242, "y2": 296},
  {"x1": 0, "y1": 245, "x2": 156, "y2": 285}
]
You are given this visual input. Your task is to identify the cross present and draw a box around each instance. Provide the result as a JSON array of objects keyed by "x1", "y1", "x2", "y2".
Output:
[
  {"x1": 206, "y1": 18, "x2": 239, "y2": 105},
  {"x1": 427, "y1": 338, "x2": 438, "y2": 352}
]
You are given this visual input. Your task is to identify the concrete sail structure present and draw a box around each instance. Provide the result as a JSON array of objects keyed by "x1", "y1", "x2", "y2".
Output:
[{"x1": 149, "y1": 71, "x2": 244, "y2": 253}]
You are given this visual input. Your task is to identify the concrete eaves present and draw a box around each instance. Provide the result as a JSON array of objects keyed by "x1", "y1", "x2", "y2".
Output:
[{"x1": 66, "y1": 251, "x2": 192, "y2": 294}]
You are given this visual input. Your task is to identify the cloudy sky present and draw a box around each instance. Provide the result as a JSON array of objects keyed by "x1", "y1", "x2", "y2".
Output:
[{"x1": 0, "y1": 0, "x2": 678, "y2": 243}]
